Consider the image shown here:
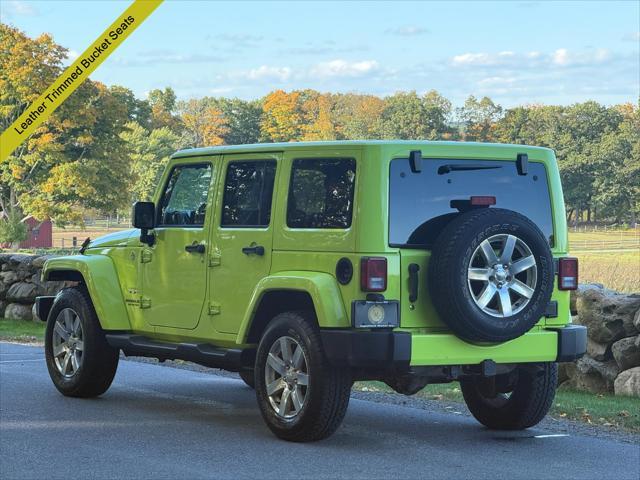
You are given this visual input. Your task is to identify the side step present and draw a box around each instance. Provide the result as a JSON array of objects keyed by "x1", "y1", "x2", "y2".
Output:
[{"x1": 105, "y1": 333, "x2": 254, "y2": 372}]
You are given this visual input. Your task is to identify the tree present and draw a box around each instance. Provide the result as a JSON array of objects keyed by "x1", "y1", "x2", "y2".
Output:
[
  {"x1": 121, "y1": 122, "x2": 179, "y2": 201},
  {"x1": 301, "y1": 92, "x2": 336, "y2": 141},
  {"x1": 216, "y1": 98, "x2": 262, "y2": 145},
  {"x1": 0, "y1": 25, "x2": 134, "y2": 226},
  {"x1": 148, "y1": 87, "x2": 181, "y2": 132},
  {"x1": 178, "y1": 98, "x2": 229, "y2": 148},
  {"x1": 333, "y1": 94, "x2": 385, "y2": 139},
  {"x1": 381, "y1": 91, "x2": 452, "y2": 140},
  {"x1": 0, "y1": 209, "x2": 27, "y2": 247},
  {"x1": 261, "y1": 90, "x2": 302, "y2": 142},
  {"x1": 457, "y1": 95, "x2": 503, "y2": 141},
  {"x1": 592, "y1": 103, "x2": 639, "y2": 224}
]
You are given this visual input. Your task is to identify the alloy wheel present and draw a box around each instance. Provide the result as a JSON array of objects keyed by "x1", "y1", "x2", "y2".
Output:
[
  {"x1": 52, "y1": 308, "x2": 84, "y2": 378},
  {"x1": 265, "y1": 336, "x2": 309, "y2": 419},
  {"x1": 467, "y1": 234, "x2": 538, "y2": 318}
]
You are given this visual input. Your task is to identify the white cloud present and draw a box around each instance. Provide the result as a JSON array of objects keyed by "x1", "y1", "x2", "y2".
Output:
[
  {"x1": 451, "y1": 53, "x2": 494, "y2": 66},
  {"x1": 310, "y1": 59, "x2": 379, "y2": 78},
  {"x1": 552, "y1": 48, "x2": 611, "y2": 66},
  {"x1": 386, "y1": 25, "x2": 429, "y2": 36},
  {"x1": 451, "y1": 48, "x2": 614, "y2": 69},
  {"x1": 3, "y1": 1, "x2": 37, "y2": 17},
  {"x1": 247, "y1": 65, "x2": 292, "y2": 81},
  {"x1": 68, "y1": 50, "x2": 79, "y2": 60}
]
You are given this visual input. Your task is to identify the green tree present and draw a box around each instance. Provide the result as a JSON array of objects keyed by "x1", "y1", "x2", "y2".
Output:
[
  {"x1": 148, "y1": 87, "x2": 181, "y2": 132},
  {"x1": 0, "y1": 210, "x2": 27, "y2": 247},
  {"x1": 381, "y1": 91, "x2": 452, "y2": 140},
  {"x1": 216, "y1": 98, "x2": 262, "y2": 145},
  {"x1": 121, "y1": 122, "x2": 179, "y2": 201}
]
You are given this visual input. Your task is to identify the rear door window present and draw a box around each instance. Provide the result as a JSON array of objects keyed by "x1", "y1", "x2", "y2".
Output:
[
  {"x1": 221, "y1": 160, "x2": 277, "y2": 228},
  {"x1": 389, "y1": 158, "x2": 554, "y2": 247},
  {"x1": 287, "y1": 158, "x2": 356, "y2": 229}
]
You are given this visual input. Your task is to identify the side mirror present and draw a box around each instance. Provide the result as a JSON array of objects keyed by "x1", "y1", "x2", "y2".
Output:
[{"x1": 132, "y1": 201, "x2": 156, "y2": 246}]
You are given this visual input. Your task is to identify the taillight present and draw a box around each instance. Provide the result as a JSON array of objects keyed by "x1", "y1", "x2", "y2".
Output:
[
  {"x1": 360, "y1": 257, "x2": 387, "y2": 292},
  {"x1": 470, "y1": 196, "x2": 496, "y2": 206},
  {"x1": 558, "y1": 257, "x2": 578, "y2": 290}
]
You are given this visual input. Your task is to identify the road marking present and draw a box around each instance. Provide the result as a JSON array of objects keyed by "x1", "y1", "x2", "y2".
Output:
[
  {"x1": 533, "y1": 434, "x2": 570, "y2": 439},
  {"x1": 0, "y1": 359, "x2": 43, "y2": 364}
]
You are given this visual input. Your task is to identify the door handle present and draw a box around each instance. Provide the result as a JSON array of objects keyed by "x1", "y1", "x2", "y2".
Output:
[
  {"x1": 242, "y1": 245, "x2": 265, "y2": 256},
  {"x1": 185, "y1": 243, "x2": 205, "y2": 254}
]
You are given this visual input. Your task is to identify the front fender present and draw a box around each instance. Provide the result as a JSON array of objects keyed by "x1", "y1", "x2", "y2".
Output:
[
  {"x1": 236, "y1": 271, "x2": 349, "y2": 344},
  {"x1": 42, "y1": 255, "x2": 131, "y2": 330}
]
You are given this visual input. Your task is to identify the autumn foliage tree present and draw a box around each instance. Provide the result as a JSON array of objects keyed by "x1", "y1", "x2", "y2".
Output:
[{"x1": 0, "y1": 24, "x2": 133, "y2": 230}]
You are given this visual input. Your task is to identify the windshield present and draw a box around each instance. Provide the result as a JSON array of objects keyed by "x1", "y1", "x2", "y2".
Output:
[{"x1": 389, "y1": 158, "x2": 554, "y2": 248}]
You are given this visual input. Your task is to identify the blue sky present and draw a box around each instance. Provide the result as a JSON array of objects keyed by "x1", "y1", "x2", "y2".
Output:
[{"x1": 2, "y1": 0, "x2": 639, "y2": 107}]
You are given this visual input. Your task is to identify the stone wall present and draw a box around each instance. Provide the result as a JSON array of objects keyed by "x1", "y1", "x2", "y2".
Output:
[
  {"x1": 0, "y1": 254, "x2": 67, "y2": 321},
  {"x1": 560, "y1": 284, "x2": 640, "y2": 397},
  {"x1": 1, "y1": 254, "x2": 639, "y2": 397}
]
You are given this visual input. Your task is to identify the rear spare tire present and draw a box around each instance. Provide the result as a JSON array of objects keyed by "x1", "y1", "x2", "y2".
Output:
[{"x1": 428, "y1": 208, "x2": 554, "y2": 343}]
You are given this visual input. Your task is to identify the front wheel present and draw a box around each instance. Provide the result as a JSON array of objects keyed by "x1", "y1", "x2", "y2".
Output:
[
  {"x1": 44, "y1": 287, "x2": 119, "y2": 398},
  {"x1": 460, "y1": 362, "x2": 557, "y2": 430},
  {"x1": 255, "y1": 311, "x2": 351, "y2": 442}
]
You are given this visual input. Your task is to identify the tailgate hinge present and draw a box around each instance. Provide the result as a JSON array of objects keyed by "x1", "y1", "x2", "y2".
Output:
[{"x1": 208, "y1": 302, "x2": 221, "y2": 315}]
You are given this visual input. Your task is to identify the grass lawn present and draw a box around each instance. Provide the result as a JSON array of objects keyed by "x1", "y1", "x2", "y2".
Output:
[
  {"x1": 354, "y1": 380, "x2": 640, "y2": 433},
  {"x1": 0, "y1": 318, "x2": 45, "y2": 342}
]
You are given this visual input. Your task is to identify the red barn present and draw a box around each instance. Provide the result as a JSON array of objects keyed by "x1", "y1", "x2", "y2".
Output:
[{"x1": 19, "y1": 217, "x2": 52, "y2": 249}]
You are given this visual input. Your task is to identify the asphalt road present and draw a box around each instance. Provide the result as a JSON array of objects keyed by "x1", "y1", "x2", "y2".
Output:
[{"x1": 1, "y1": 342, "x2": 638, "y2": 480}]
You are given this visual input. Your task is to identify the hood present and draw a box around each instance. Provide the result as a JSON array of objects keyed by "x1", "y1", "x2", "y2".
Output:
[{"x1": 85, "y1": 229, "x2": 139, "y2": 249}]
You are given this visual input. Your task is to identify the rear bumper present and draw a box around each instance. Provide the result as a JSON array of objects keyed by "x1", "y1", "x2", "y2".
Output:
[
  {"x1": 320, "y1": 330, "x2": 411, "y2": 371},
  {"x1": 320, "y1": 324, "x2": 586, "y2": 369},
  {"x1": 550, "y1": 324, "x2": 587, "y2": 362}
]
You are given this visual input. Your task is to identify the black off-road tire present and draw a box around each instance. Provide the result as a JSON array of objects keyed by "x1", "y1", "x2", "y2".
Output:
[
  {"x1": 44, "y1": 287, "x2": 119, "y2": 398},
  {"x1": 239, "y1": 369, "x2": 255, "y2": 389},
  {"x1": 428, "y1": 208, "x2": 554, "y2": 343},
  {"x1": 461, "y1": 362, "x2": 558, "y2": 430},
  {"x1": 255, "y1": 311, "x2": 351, "y2": 442}
]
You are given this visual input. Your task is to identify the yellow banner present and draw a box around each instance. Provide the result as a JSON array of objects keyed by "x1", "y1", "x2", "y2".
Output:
[{"x1": 0, "y1": 0, "x2": 163, "y2": 162}]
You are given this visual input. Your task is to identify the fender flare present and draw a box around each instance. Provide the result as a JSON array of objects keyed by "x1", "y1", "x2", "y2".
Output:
[
  {"x1": 42, "y1": 255, "x2": 131, "y2": 330},
  {"x1": 236, "y1": 271, "x2": 349, "y2": 344}
]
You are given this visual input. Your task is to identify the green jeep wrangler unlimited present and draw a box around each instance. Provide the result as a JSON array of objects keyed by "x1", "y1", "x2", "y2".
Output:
[{"x1": 36, "y1": 141, "x2": 586, "y2": 442}]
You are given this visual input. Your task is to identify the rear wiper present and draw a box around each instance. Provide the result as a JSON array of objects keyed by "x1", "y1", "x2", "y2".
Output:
[{"x1": 437, "y1": 164, "x2": 503, "y2": 175}]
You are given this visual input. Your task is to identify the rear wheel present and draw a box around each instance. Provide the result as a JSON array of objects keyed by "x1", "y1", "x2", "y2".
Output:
[
  {"x1": 44, "y1": 287, "x2": 119, "y2": 398},
  {"x1": 255, "y1": 311, "x2": 351, "y2": 442},
  {"x1": 460, "y1": 363, "x2": 557, "y2": 430}
]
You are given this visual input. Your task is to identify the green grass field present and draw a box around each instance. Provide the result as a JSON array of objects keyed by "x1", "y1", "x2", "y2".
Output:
[{"x1": 0, "y1": 318, "x2": 45, "y2": 342}]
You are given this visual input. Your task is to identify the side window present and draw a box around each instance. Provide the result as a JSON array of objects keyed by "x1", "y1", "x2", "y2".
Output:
[
  {"x1": 221, "y1": 160, "x2": 277, "y2": 228},
  {"x1": 158, "y1": 164, "x2": 212, "y2": 227},
  {"x1": 287, "y1": 158, "x2": 356, "y2": 229}
]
